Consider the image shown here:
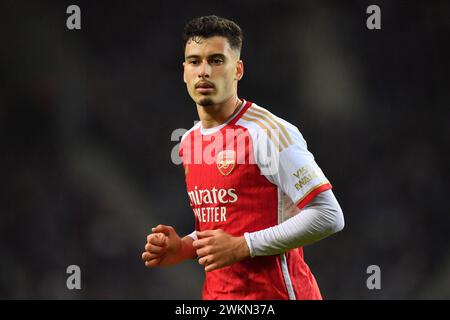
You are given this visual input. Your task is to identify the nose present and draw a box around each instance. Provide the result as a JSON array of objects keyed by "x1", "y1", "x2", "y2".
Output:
[{"x1": 198, "y1": 60, "x2": 211, "y2": 78}]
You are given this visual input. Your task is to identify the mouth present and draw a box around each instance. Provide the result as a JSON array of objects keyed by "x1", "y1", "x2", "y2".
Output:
[{"x1": 195, "y1": 81, "x2": 215, "y2": 94}]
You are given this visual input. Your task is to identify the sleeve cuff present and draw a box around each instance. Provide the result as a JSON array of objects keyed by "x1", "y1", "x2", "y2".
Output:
[
  {"x1": 186, "y1": 230, "x2": 198, "y2": 241},
  {"x1": 244, "y1": 232, "x2": 255, "y2": 258},
  {"x1": 296, "y1": 182, "x2": 333, "y2": 209}
]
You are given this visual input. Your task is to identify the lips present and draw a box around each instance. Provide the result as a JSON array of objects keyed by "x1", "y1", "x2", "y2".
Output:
[
  {"x1": 195, "y1": 81, "x2": 215, "y2": 94},
  {"x1": 195, "y1": 81, "x2": 214, "y2": 89}
]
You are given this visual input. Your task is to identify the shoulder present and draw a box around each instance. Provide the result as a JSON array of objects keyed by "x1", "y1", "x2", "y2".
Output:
[
  {"x1": 236, "y1": 102, "x2": 305, "y2": 152},
  {"x1": 180, "y1": 121, "x2": 201, "y2": 144},
  {"x1": 179, "y1": 121, "x2": 201, "y2": 160}
]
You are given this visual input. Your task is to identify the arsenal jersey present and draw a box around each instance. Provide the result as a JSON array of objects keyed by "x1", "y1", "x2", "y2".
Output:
[{"x1": 179, "y1": 100, "x2": 332, "y2": 300}]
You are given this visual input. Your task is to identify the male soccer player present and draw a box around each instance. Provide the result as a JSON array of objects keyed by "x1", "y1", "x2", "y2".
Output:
[{"x1": 142, "y1": 15, "x2": 344, "y2": 300}]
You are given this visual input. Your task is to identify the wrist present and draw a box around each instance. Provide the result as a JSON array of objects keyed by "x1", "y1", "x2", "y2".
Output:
[
  {"x1": 236, "y1": 236, "x2": 251, "y2": 260},
  {"x1": 181, "y1": 236, "x2": 197, "y2": 260}
]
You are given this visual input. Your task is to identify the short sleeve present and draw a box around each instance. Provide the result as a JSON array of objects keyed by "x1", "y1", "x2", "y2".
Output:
[{"x1": 254, "y1": 118, "x2": 332, "y2": 209}]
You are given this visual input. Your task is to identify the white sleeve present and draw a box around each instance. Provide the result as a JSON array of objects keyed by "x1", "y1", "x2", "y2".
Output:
[
  {"x1": 186, "y1": 230, "x2": 198, "y2": 241},
  {"x1": 243, "y1": 189, "x2": 344, "y2": 257},
  {"x1": 253, "y1": 113, "x2": 332, "y2": 208}
]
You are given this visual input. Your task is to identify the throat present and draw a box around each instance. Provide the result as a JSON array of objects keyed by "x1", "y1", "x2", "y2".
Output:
[{"x1": 199, "y1": 98, "x2": 243, "y2": 129}]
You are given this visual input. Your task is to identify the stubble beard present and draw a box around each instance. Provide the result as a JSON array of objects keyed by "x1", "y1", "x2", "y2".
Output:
[{"x1": 197, "y1": 96, "x2": 215, "y2": 107}]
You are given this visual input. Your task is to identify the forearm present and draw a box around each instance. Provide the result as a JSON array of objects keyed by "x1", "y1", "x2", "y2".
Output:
[{"x1": 244, "y1": 189, "x2": 345, "y2": 257}]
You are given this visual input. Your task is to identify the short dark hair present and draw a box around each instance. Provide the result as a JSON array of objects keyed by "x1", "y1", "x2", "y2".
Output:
[{"x1": 182, "y1": 15, "x2": 243, "y2": 53}]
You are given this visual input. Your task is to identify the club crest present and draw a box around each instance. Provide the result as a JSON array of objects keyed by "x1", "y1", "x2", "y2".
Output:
[{"x1": 216, "y1": 150, "x2": 236, "y2": 176}]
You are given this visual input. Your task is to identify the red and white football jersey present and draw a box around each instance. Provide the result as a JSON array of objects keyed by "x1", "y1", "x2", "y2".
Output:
[{"x1": 179, "y1": 99, "x2": 332, "y2": 300}]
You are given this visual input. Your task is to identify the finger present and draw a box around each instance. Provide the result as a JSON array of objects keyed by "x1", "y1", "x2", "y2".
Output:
[
  {"x1": 205, "y1": 263, "x2": 220, "y2": 272},
  {"x1": 196, "y1": 230, "x2": 219, "y2": 238},
  {"x1": 147, "y1": 232, "x2": 165, "y2": 243},
  {"x1": 149, "y1": 245, "x2": 165, "y2": 254},
  {"x1": 193, "y1": 236, "x2": 216, "y2": 249},
  {"x1": 144, "y1": 243, "x2": 165, "y2": 254},
  {"x1": 196, "y1": 247, "x2": 211, "y2": 258},
  {"x1": 145, "y1": 258, "x2": 160, "y2": 267},
  {"x1": 142, "y1": 251, "x2": 160, "y2": 261},
  {"x1": 192, "y1": 238, "x2": 210, "y2": 249},
  {"x1": 145, "y1": 243, "x2": 166, "y2": 254},
  {"x1": 152, "y1": 224, "x2": 173, "y2": 236},
  {"x1": 148, "y1": 233, "x2": 167, "y2": 246},
  {"x1": 198, "y1": 255, "x2": 213, "y2": 266}
]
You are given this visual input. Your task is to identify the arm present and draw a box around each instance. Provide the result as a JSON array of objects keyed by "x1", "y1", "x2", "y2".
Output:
[
  {"x1": 191, "y1": 189, "x2": 344, "y2": 272},
  {"x1": 247, "y1": 114, "x2": 345, "y2": 256},
  {"x1": 244, "y1": 189, "x2": 344, "y2": 257},
  {"x1": 179, "y1": 235, "x2": 198, "y2": 261}
]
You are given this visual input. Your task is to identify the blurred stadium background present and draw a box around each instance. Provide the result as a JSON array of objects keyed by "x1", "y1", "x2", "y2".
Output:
[{"x1": 0, "y1": 0, "x2": 449, "y2": 299}]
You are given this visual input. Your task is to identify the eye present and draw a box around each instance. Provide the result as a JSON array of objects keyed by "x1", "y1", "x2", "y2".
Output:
[
  {"x1": 211, "y1": 57, "x2": 224, "y2": 65},
  {"x1": 188, "y1": 59, "x2": 199, "y2": 65}
]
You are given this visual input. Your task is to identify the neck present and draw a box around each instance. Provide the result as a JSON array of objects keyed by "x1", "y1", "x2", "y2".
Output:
[{"x1": 196, "y1": 95, "x2": 242, "y2": 129}]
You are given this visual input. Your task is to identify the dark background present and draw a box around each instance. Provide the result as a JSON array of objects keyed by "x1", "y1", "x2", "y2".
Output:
[{"x1": 0, "y1": 0, "x2": 449, "y2": 299}]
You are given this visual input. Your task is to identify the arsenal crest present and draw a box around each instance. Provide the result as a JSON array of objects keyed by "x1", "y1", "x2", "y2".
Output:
[{"x1": 216, "y1": 150, "x2": 236, "y2": 176}]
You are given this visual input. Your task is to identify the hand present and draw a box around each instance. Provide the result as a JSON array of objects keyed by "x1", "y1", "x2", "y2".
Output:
[
  {"x1": 193, "y1": 229, "x2": 250, "y2": 272},
  {"x1": 141, "y1": 224, "x2": 184, "y2": 267}
]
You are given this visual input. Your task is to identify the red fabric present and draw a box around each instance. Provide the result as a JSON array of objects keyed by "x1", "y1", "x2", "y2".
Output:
[
  {"x1": 297, "y1": 183, "x2": 333, "y2": 210},
  {"x1": 179, "y1": 103, "x2": 322, "y2": 300}
]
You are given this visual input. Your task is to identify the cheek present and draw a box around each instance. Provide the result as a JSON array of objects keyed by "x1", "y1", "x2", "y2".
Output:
[
  {"x1": 226, "y1": 66, "x2": 237, "y2": 82},
  {"x1": 217, "y1": 69, "x2": 234, "y2": 87},
  {"x1": 186, "y1": 78, "x2": 197, "y2": 92},
  {"x1": 222, "y1": 72, "x2": 235, "y2": 90},
  {"x1": 183, "y1": 70, "x2": 191, "y2": 83},
  {"x1": 184, "y1": 67, "x2": 197, "y2": 82}
]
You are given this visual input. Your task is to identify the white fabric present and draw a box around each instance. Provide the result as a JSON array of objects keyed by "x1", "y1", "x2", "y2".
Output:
[
  {"x1": 244, "y1": 189, "x2": 344, "y2": 257},
  {"x1": 236, "y1": 104, "x2": 330, "y2": 206},
  {"x1": 187, "y1": 230, "x2": 198, "y2": 241},
  {"x1": 184, "y1": 103, "x2": 344, "y2": 256}
]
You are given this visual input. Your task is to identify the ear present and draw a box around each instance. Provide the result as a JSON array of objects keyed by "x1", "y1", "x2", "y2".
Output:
[
  {"x1": 235, "y1": 60, "x2": 244, "y2": 81},
  {"x1": 182, "y1": 61, "x2": 186, "y2": 83}
]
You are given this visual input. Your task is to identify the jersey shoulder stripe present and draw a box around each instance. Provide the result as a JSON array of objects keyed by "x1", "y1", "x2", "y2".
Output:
[
  {"x1": 237, "y1": 104, "x2": 297, "y2": 152},
  {"x1": 251, "y1": 105, "x2": 294, "y2": 146}
]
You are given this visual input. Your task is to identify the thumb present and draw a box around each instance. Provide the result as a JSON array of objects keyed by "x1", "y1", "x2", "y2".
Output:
[{"x1": 152, "y1": 224, "x2": 174, "y2": 236}]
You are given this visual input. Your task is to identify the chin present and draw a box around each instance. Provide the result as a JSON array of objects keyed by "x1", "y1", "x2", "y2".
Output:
[{"x1": 198, "y1": 97, "x2": 215, "y2": 106}]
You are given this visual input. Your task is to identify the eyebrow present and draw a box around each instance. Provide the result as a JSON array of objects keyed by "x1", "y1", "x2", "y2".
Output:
[{"x1": 185, "y1": 53, "x2": 227, "y2": 60}]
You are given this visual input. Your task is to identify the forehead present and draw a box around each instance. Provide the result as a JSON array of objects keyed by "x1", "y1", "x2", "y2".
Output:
[{"x1": 184, "y1": 36, "x2": 234, "y2": 58}]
